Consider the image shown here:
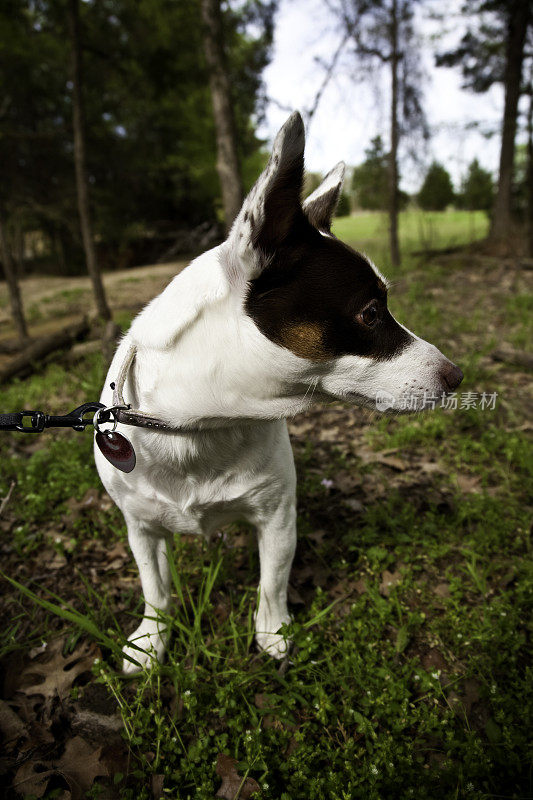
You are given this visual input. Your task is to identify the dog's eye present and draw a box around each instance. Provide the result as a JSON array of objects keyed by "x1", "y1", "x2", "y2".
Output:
[{"x1": 357, "y1": 302, "x2": 379, "y2": 328}]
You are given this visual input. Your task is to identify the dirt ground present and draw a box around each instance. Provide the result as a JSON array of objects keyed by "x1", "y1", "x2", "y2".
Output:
[{"x1": 0, "y1": 260, "x2": 188, "y2": 346}]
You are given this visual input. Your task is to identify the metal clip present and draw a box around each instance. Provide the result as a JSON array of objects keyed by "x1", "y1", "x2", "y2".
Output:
[
  {"x1": 93, "y1": 405, "x2": 130, "y2": 435},
  {"x1": 15, "y1": 411, "x2": 46, "y2": 433}
]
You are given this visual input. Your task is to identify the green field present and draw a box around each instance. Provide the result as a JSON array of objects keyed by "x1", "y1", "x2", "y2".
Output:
[
  {"x1": 333, "y1": 210, "x2": 489, "y2": 268},
  {"x1": 0, "y1": 221, "x2": 531, "y2": 799}
]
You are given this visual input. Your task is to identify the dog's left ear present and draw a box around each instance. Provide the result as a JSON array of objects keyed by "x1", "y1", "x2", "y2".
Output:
[
  {"x1": 303, "y1": 162, "x2": 346, "y2": 231},
  {"x1": 226, "y1": 111, "x2": 305, "y2": 283}
]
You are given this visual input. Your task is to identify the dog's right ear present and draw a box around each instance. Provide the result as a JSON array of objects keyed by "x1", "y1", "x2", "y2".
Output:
[
  {"x1": 225, "y1": 111, "x2": 305, "y2": 285},
  {"x1": 303, "y1": 162, "x2": 345, "y2": 231}
]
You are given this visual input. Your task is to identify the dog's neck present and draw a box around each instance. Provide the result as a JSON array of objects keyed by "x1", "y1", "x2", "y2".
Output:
[{"x1": 124, "y1": 247, "x2": 320, "y2": 430}]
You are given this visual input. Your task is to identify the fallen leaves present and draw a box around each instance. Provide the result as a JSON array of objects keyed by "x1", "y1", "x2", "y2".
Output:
[
  {"x1": 21, "y1": 638, "x2": 100, "y2": 713},
  {"x1": 0, "y1": 636, "x2": 127, "y2": 799},
  {"x1": 13, "y1": 736, "x2": 109, "y2": 799},
  {"x1": 215, "y1": 753, "x2": 260, "y2": 799}
]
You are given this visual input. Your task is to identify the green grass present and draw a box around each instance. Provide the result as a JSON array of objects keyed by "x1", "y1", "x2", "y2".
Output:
[
  {"x1": 0, "y1": 235, "x2": 531, "y2": 799},
  {"x1": 332, "y1": 209, "x2": 489, "y2": 269}
]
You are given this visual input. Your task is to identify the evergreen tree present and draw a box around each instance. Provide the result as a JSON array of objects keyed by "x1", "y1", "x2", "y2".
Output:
[
  {"x1": 460, "y1": 159, "x2": 494, "y2": 211},
  {"x1": 352, "y1": 137, "x2": 389, "y2": 210},
  {"x1": 336, "y1": 192, "x2": 351, "y2": 217},
  {"x1": 418, "y1": 163, "x2": 455, "y2": 211},
  {"x1": 0, "y1": 0, "x2": 275, "y2": 275}
]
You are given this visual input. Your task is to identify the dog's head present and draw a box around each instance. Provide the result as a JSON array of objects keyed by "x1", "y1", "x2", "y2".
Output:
[{"x1": 224, "y1": 112, "x2": 462, "y2": 413}]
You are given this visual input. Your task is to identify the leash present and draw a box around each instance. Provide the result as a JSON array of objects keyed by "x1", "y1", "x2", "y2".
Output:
[
  {"x1": 0, "y1": 400, "x2": 138, "y2": 474},
  {"x1": 0, "y1": 342, "x2": 195, "y2": 474},
  {"x1": 0, "y1": 403, "x2": 108, "y2": 433}
]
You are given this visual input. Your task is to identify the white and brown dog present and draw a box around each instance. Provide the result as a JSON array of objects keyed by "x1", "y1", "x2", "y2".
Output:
[{"x1": 95, "y1": 112, "x2": 462, "y2": 672}]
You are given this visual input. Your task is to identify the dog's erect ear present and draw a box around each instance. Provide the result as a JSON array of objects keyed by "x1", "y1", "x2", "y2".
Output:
[
  {"x1": 303, "y1": 162, "x2": 346, "y2": 231},
  {"x1": 226, "y1": 111, "x2": 305, "y2": 283}
]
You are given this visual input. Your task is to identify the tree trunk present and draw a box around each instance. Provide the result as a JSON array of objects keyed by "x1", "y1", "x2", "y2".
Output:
[
  {"x1": 527, "y1": 85, "x2": 533, "y2": 257},
  {"x1": 68, "y1": 0, "x2": 111, "y2": 321},
  {"x1": 0, "y1": 216, "x2": 29, "y2": 343},
  {"x1": 490, "y1": 0, "x2": 530, "y2": 242},
  {"x1": 200, "y1": 0, "x2": 244, "y2": 233},
  {"x1": 388, "y1": 0, "x2": 401, "y2": 267}
]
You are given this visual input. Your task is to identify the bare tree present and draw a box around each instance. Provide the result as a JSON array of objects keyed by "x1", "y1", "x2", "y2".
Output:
[
  {"x1": 325, "y1": 0, "x2": 426, "y2": 267},
  {"x1": 527, "y1": 82, "x2": 533, "y2": 257},
  {"x1": 200, "y1": 0, "x2": 244, "y2": 233},
  {"x1": 68, "y1": 0, "x2": 111, "y2": 321},
  {"x1": 388, "y1": 0, "x2": 401, "y2": 267},
  {"x1": 0, "y1": 216, "x2": 29, "y2": 343}
]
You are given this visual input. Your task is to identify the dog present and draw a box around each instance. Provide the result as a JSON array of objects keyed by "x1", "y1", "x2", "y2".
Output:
[{"x1": 95, "y1": 112, "x2": 463, "y2": 673}]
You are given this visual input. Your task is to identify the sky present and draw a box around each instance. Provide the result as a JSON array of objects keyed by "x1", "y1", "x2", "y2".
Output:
[{"x1": 258, "y1": 0, "x2": 504, "y2": 193}]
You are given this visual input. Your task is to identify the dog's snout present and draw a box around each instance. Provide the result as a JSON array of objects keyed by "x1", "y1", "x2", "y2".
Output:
[{"x1": 438, "y1": 360, "x2": 464, "y2": 392}]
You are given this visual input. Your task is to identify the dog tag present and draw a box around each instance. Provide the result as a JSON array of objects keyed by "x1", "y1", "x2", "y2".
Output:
[{"x1": 96, "y1": 430, "x2": 136, "y2": 473}]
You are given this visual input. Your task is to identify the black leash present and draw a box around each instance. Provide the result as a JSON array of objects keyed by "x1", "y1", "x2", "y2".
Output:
[
  {"x1": 0, "y1": 402, "x2": 108, "y2": 433},
  {"x1": 0, "y1": 401, "x2": 136, "y2": 473}
]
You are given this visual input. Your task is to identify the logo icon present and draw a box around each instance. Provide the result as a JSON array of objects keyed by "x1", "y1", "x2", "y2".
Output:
[{"x1": 375, "y1": 390, "x2": 396, "y2": 412}]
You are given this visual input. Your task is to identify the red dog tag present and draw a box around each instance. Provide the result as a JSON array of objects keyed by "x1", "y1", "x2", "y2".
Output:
[{"x1": 95, "y1": 430, "x2": 136, "y2": 473}]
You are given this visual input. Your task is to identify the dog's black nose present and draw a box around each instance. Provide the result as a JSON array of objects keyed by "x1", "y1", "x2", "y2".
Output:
[{"x1": 438, "y1": 360, "x2": 464, "y2": 392}]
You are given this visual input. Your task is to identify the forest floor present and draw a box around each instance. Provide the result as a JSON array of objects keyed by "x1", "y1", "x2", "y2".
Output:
[{"x1": 0, "y1": 238, "x2": 531, "y2": 799}]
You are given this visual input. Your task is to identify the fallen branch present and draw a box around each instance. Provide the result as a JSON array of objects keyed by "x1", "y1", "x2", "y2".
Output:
[
  {"x1": 0, "y1": 339, "x2": 28, "y2": 355},
  {"x1": 63, "y1": 339, "x2": 101, "y2": 364},
  {"x1": 0, "y1": 318, "x2": 90, "y2": 383},
  {"x1": 491, "y1": 347, "x2": 533, "y2": 369}
]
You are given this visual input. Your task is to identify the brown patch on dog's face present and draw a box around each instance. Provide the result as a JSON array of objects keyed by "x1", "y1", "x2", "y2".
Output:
[
  {"x1": 280, "y1": 321, "x2": 331, "y2": 360},
  {"x1": 245, "y1": 212, "x2": 412, "y2": 362}
]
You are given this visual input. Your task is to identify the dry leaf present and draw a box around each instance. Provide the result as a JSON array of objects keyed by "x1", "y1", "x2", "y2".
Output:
[
  {"x1": 21, "y1": 638, "x2": 100, "y2": 705},
  {"x1": 343, "y1": 498, "x2": 364, "y2": 513},
  {"x1": 215, "y1": 753, "x2": 260, "y2": 799},
  {"x1": 462, "y1": 679, "x2": 480, "y2": 714},
  {"x1": 357, "y1": 446, "x2": 407, "y2": 471},
  {"x1": 0, "y1": 699, "x2": 27, "y2": 747},
  {"x1": 287, "y1": 584, "x2": 305, "y2": 605},
  {"x1": 433, "y1": 582, "x2": 451, "y2": 598},
  {"x1": 376, "y1": 455, "x2": 408, "y2": 471},
  {"x1": 421, "y1": 649, "x2": 448, "y2": 677},
  {"x1": 306, "y1": 529, "x2": 326, "y2": 545},
  {"x1": 104, "y1": 542, "x2": 129, "y2": 571},
  {"x1": 329, "y1": 577, "x2": 366, "y2": 599},
  {"x1": 13, "y1": 761, "x2": 56, "y2": 798},
  {"x1": 419, "y1": 461, "x2": 445, "y2": 475},
  {"x1": 379, "y1": 569, "x2": 402, "y2": 597},
  {"x1": 455, "y1": 474, "x2": 482, "y2": 493},
  {"x1": 56, "y1": 736, "x2": 109, "y2": 800}
]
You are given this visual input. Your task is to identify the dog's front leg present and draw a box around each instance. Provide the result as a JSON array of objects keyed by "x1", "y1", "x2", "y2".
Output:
[
  {"x1": 254, "y1": 502, "x2": 297, "y2": 659},
  {"x1": 122, "y1": 518, "x2": 172, "y2": 674}
]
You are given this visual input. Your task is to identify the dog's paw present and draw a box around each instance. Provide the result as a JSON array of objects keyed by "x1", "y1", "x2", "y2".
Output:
[
  {"x1": 255, "y1": 630, "x2": 291, "y2": 660},
  {"x1": 122, "y1": 626, "x2": 167, "y2": 674}
]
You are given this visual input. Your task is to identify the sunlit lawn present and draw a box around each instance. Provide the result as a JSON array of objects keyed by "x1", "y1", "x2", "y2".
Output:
[{"x1": 333, "y1": 209, "x2": 489, "y2": 268}]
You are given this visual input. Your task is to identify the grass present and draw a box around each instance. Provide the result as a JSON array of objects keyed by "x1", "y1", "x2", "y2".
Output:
[
  {"x1": 332, "y1": 209, "x2": 489, "y2": 269},
  {"x1": 0, "y1": 219, "x2": 531, "y2": 799}
]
